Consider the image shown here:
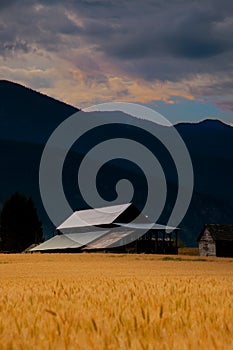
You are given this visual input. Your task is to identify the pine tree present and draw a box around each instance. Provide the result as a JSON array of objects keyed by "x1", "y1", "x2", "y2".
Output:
[{"x1": 0, "y1": 193, "x2": 43, "y2": 252}]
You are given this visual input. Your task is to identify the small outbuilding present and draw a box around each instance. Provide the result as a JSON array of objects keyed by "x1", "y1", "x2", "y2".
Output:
[{"x1": 198, "y1": 224, "x2": 233, "y2": 257}]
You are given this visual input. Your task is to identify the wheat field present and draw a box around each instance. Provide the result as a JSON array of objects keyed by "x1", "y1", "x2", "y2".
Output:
[{"x1": 0, "y1": 254, "x2": 232, "y2": 350}]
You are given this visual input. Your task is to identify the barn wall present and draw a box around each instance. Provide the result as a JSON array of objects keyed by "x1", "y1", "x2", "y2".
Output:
[
  {"x1": 216, "y1": 241, "x2": 233, "y2": 257},
  {"x1": 199, "y1": 228, "x2": 216, "y2": 256}
]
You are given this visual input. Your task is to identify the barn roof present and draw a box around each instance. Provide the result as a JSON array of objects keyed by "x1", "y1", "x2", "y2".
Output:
[
  {"x1": 116, "y1": 222, "x2": 178, "y2": 230},
  {"x1": 198, "y1": 224, "x2": 233, "y2": 241},
  {"x1": 84, "y1": 228, "x2": 143, "y2": 250},
  {"x1": 57, "y1": 203, "x2": 152, "y2": 231},
  {"x1": 30, "y1": 227, "x2": 143, "y2": 252},
  {"x1": 31, "y1": 228, "x2": 109, "y2": 251},
  {"x1": 30, "y1": 234, "x2": 83, "y2": 251},
  {"x1": 31, "y1": 203, "x2": 178, "y2": 252},
  {"x1": 57, "y1": 203, "x2": 131, "y2": 229}
]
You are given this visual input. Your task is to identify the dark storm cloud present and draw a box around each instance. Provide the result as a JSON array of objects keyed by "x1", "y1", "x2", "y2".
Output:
[
  {"x1": 0, "y1": 1, "x2": 82, "y2": 56},
  {"x1": 163, "y1": 10, "x2": 232, "y2": 59},
  {"x1": 42, "y1": 0, "x2": 231, "y2": 87},
  {"x1": 76, "y1": 1, "x2": 233, "y2": 75},
  {"x1": 0, "y1": 0, "x2": 232, "y2": 100},
  {"x1": 0, "y1": 0, "x2": 20, "y2": 9},
  {"x1": 0, "y1": 40, "x2": 30, "y2": 55}
]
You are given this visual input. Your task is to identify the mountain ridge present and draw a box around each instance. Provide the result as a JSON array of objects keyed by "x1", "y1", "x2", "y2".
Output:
[
  {"x1": 0, "y1": 80, "x2": 232, "y2": 245},
  {"x1": 0, "y1": 80, "x2": 78, "y2": 110},
  {"x1": 175, "y1": 118, "x2": 233, "y2": 128},
  {"x1": 1, "y1": 80, "x2": 232, "y2": 128}
]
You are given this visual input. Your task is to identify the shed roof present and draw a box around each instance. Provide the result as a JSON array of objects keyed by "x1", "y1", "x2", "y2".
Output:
[{"x1": 198, "y1": 224, "x2": 233, "y2": 241}]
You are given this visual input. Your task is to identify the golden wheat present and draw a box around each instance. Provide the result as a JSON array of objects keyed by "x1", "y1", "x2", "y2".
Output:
[{"x1": 0, "y1": 254, "x2": 232, "y2": 350}]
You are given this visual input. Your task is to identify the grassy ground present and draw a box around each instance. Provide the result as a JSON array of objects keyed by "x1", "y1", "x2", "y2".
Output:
[
  {"x1": 0, "y1": 253, "x2": 232, "y2": 349},
  {"x1": 178, "y1": 247, "x2": 199, "y2": 256}
]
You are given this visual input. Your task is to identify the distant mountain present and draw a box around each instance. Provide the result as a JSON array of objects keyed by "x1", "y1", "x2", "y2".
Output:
[
  {"x1": 176, "y1": 119, "x2": 233, "y2": 159},
  {"x1": 0, "y1": 80, "x2": 79, "y2": 144},
  {"x1": 0, "y1": 80, "x2": 232, "y2": 245}
]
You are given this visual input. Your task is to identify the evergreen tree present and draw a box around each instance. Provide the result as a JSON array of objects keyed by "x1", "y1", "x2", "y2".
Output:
[{"x1": 0, "y1": 193, "x2": 43, "y2": 252}]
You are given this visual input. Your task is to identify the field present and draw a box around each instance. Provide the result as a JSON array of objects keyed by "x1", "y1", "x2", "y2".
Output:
[{"x1": 0, "y1": 254, "x2": 232, "y2": 350}]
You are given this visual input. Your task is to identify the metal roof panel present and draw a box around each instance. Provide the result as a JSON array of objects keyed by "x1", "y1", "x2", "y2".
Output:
[
  {"x1": 30, "y1": 234, "x2": 82, "y2": 251},
  {"x1": 57, "y1": 203, "x2": 131, "y2": 229}
]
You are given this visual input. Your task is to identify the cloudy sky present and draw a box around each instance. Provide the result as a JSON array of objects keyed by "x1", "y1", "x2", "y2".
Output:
[{"x1": 0, "y1": 0, "x2": 233, "y2": 124}]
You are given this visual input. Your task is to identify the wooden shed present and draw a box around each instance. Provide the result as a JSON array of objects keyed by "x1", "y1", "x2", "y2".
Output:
[{"x1": 198, "y1": 224, "x2": 233, "y2": 257}]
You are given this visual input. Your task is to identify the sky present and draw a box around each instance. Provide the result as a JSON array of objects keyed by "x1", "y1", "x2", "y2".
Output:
[{"x1": 0, "y1": 0, "x2": 233, "y2": 124}]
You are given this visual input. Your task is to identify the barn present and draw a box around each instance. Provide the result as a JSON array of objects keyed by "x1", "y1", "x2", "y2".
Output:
[
  {"x1": 198, "y1": 224, "x2": 233, "y2": 257},
  {"x1": 31, "y1": 203, "x2": 179, "y2": 254}
]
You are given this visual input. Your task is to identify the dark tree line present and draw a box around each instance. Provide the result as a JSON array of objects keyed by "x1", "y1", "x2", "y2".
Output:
[{"x1": 0, "y1": 193, "x2": 43, "y2": 252}]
